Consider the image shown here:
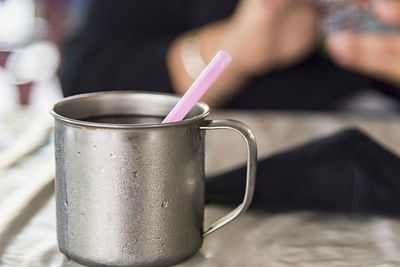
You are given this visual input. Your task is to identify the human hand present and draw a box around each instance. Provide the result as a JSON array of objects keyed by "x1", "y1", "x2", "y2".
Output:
[
  {"x1": 214, "y1": 0, "x2": 319, "y2": 78},
  {"x1": 326, "y1": 0, "x2": 400, "y2": 86},
  {"x1": 168, "y1": 0, "x2": 319, "y2": 106}
]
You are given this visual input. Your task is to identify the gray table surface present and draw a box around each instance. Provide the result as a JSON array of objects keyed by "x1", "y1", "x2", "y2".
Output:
[{"x1": 2, "y1": 109, "x2": 400, "y2": 267}]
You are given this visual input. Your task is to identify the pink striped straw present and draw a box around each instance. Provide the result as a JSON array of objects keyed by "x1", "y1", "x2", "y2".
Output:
[{"x1": 162, "y1": 50, "x2": 232, "y2": 123}]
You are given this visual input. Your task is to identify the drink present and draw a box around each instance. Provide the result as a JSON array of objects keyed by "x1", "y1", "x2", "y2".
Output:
[{"x1": 80, "y1": 114, "x2": 164, "y2": 124}]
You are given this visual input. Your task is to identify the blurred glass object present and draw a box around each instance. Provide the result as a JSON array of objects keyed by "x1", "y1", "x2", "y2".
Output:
[
  {"x1": 5, "y1": 41, "x2": 60, "y2": 106},
  {"x1": 0, "y1": 0, "x2": 35, "y2": 49},
  {"x1": 0, "y1": 0, "x2": 63, "y2": 113},
  {"x1": 6, "y1": 42, "x2": 60, "y2": 84},
  {"x1": 0, "y1": 69, "x2": 18, "y2": 114},
  {"x1": 318, "y1": 0, "x2": 400, "y2": 33}
]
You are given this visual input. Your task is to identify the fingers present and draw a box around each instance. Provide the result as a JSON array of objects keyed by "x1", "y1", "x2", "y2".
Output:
[
  {"x1": 326, "y1": 32, "x2": 400, "y2": 85},
  {"x1": 242, "y1": 0, "x2": 290, "y2": 11},
  {"x1": 275, "y1": 3, "x2": 319, "y2": 66},
  {"x1": 235, "y1": 0, "x2": 288, "y2": 23},
  {"x1": 372, "y1": 0, "x2": 400, "y2": 25}
]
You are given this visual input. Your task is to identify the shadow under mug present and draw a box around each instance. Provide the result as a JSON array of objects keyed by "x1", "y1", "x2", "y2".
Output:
[{"x1": 50, "y1": 91, "x2": 257, "y2": 267}]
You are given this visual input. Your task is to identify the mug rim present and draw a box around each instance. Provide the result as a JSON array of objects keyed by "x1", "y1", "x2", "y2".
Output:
[{"x1": 50, "y1": 91, "x2": 211, "y2": 129}]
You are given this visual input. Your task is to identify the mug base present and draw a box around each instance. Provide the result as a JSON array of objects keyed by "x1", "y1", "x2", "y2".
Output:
[{"x1": 60, "y1": 244, "x2": 202, "y2": 267}]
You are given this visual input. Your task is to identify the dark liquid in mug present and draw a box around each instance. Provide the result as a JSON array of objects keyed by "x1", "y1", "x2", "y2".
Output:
[{"x1": 80, "y1": 115, "x2": 164, "y2": 124}]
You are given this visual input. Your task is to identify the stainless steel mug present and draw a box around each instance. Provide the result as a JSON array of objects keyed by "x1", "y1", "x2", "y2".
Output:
[{"x1": 50, "y1": 91, "x2": 257, "y2": 267}]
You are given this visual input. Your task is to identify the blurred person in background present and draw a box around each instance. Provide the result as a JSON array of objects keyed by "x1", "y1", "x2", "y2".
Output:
[{"x1": 59, "y1": 0, "x2": 400, "y2": 112}]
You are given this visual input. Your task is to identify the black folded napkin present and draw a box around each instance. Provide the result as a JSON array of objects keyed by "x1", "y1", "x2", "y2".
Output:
[{"x1": 205, "y1": 129, "x2": 400, "y2": 217}]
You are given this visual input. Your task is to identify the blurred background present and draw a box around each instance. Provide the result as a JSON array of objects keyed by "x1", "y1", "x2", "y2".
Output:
[
  {"x1": 0, "y1": 0, "x2": 88, "y2": 115},
  {"x1": 1, "y1": 0, "x2": 400, "y2": 116}
]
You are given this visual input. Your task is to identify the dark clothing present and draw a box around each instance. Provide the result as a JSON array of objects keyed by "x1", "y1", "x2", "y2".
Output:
[
  {"x1": 207, "y1": 129, "x2": 400, "y2": 217},
  {"x1": 59, "y1": 0, "x2": 400, "y2": 110}
]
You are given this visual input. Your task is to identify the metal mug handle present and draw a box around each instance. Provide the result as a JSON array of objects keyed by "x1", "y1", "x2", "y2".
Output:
[{"x1": 200, "y1": 119, "x2": 257, "y2": 237}]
